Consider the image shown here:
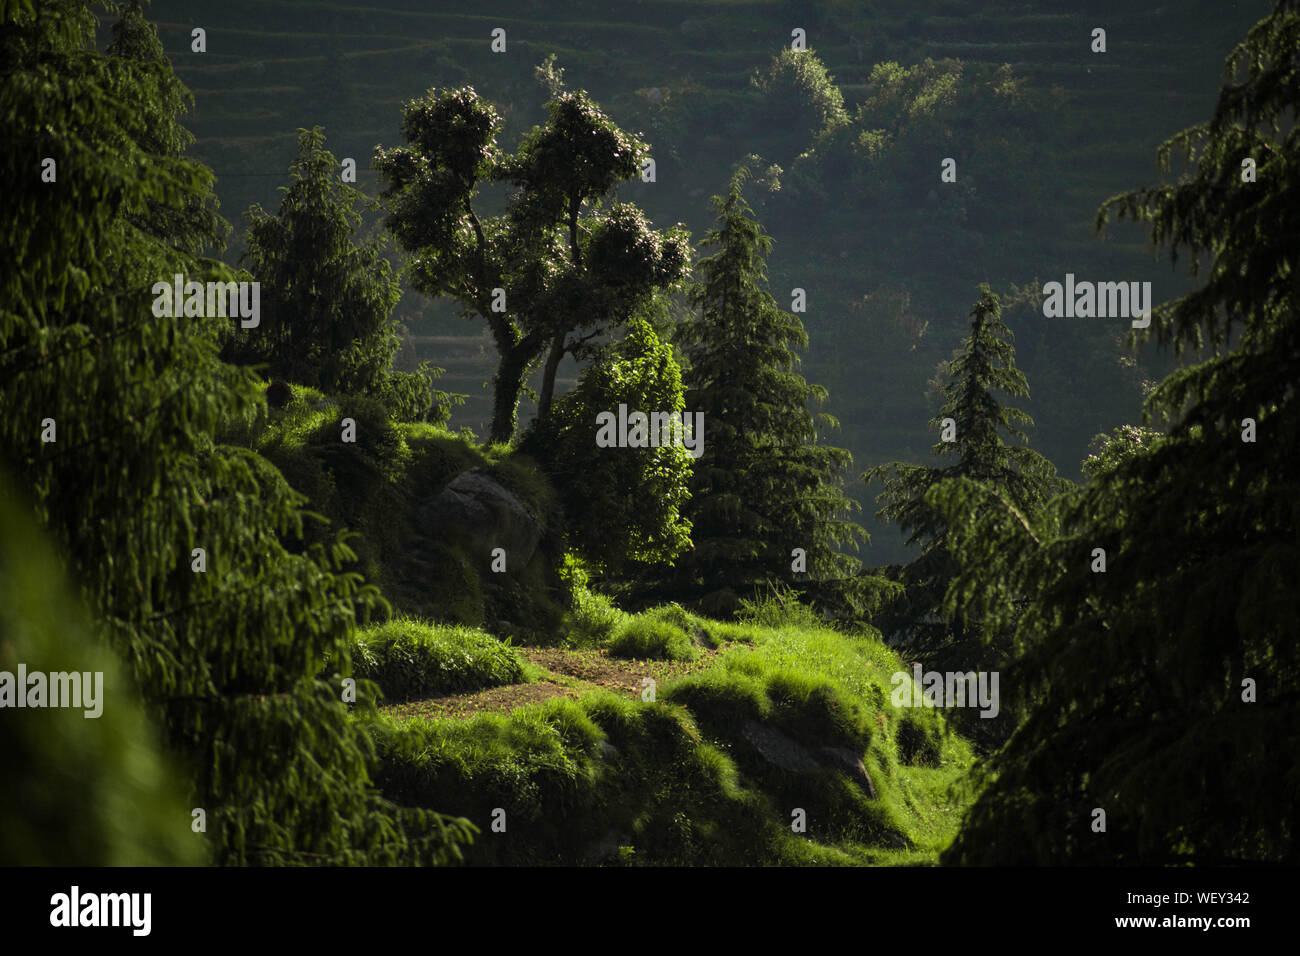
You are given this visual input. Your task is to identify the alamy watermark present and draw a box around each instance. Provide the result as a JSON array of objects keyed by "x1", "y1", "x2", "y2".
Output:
[
  {"x1": 151, "y1": 274, "x2": 260, "y2": 328},
  {"x1": 595, "y1": 404, "x2": 704, "y2": 458},
  {"x1": 1042, "y1": 274, "x2": 1152, "y2": 328},
  {"x1": 50, "y1": 886, "x2": 150, "y2": 936},
  {"x1": 890, "y1": 664, "x2": 999, "y2": 719},
  {"x1": 0, "y1": 664, "x2": 103, "y2": 718}
]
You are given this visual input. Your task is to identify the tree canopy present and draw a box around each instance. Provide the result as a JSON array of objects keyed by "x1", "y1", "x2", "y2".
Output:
[
  {"x1": 375, "y1": 79, "x2": 688, "y2": 444},
  {"x1": 224, "y1": 126, "x2": 448, "y2": 423},
  {"x1": 0, "y1": 0, "x2": 473, "y2": 865}
]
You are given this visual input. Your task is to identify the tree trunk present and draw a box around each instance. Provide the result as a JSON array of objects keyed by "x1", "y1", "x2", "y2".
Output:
[
  {"x1": 536, "y1": 331, "x2": 567, "y2": 424},
  {"x1": 489, "y1": 346, "x2": 531, "y2": 445}
]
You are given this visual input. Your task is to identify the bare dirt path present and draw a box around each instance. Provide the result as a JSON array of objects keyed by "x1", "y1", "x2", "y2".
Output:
[{"x1": 379, "y1": 645, "x2": 727, "y2": 721}]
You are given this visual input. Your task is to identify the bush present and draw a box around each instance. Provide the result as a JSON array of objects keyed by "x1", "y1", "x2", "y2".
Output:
[
  {"x1": 606, "y1": 617, "x2": 697, "y2": 661},
  {"x1": 523, "y1": 317, "x2": 693, "y2": 576},
  {"x1": 349, "y1": 619, "x2": 524, "y2": 702},
  {"x1": 567, "y1": 587, "x2": 625, "y2": 648}
]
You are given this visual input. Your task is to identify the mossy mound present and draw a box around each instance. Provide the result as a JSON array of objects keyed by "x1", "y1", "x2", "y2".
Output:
[
  {"x1": 365, "y1": 608, "x2": 974, "y2": 865},
  {"x1": 234, "y1": 385, "x2": 572, "y2": 639},
  {"x1": 347, "y1": 618, "x2": 524, "y2": 702}
]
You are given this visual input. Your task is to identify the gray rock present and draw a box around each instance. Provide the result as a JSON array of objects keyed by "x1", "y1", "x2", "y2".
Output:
[
  {"x1": 741, "y1": 721, "x2": 821, "y2": 773},
  {"x1": 417, "y1": 468, "x2": 541, "y2": 566},
  {"x1": 740, "y1": 721, "x2": 877, "y2": 798}
]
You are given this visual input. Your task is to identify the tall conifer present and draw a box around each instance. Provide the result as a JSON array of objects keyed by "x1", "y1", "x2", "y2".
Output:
[
  {"x1": 672, "y1": 169, "x2": 865, "y2": 612},
  {"x1": 864, "y1": 284, "x2": 1066, "y2": 666},
  {"x1": 937, "y1": 0, "x2": 1300, "y2": 863},
  {"x1": 0, "y1": 0, "x2": 472, "y2": 864}
]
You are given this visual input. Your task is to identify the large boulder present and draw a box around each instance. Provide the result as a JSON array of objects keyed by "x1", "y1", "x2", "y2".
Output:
[
  {"x1": 417, "y1": 468, "x2": 542, "y2": 568},
  {"x1": 741, "y1": 720, "x2": 877, "y2": 798}
]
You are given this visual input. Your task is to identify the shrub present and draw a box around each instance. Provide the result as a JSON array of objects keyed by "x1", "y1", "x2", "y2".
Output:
[
  {"x1": 349, "y1": 619, "x2": 523, "y2": 702},
  {"x1": 606, "y1": 617, "x2": 697, "y2": 661},
  {"x1": 567, "y1": 587, "x2": 625, "y2": 648}
]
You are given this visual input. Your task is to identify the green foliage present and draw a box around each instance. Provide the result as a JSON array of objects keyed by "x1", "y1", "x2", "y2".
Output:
[
  {"x1": 526, "y1": 315, "x2": 694, "y2": 576},
  {"x1": 246, "y1": 388, "x2": 568, "y2": 634},
  {"x1": 606, "y1": 618, "x2": 697, "y2": 662},
  {"x1": 0, "y1": 0, "x2": 473, "y2": 865},
  {"x1": 348, "y1": 619, "x2": 524, "y2": 702},
  {"x1": 0, "y1": 474, "x2": 202, "y2": 865},
  {"x1": 1081, "y1": 424, "x2": 1166, "y2": 480},
  {"x1": 668, "y1": 665, "x2": 871, "y2": 755},
  {"x1": 376, "y1": 81, "x2": 688, "y2": 443},
  {"x1": 371, "y1": 695, "x2": 782, "y2": 865},
  {"x1": 223, "y1": 126, "x2": 450, "y2": 423},
  {"x1": 864, "y1": 284, "x2": 1068, "y2": 669},
  {"x1": 786, "y1": 57, "x2": 1038, "y2": 217},
  {"x1": 938, "y1": 0, "x2": 1300, "y2": 864},
  {"x1": 750, "y1": 49, "x2": 849, "y2": 154},
  {"x1": 670, "y1": 169, "x2": 867, "y2": 612},
  {"x1": 370, "y1": 607, "x2": 975, "y2": 864},
  {"x1": 564, "y1": 581, "x2": 627, "y2": 649},
  {"x1": 663, "y1": 620, "x2": 970, "y2": 852},
  {"x1": 105, "y1": 0, "x2": 230, "y2": 256},
  {"x1": 737, "y1": 585, "x2": 826, "y2": 632}
]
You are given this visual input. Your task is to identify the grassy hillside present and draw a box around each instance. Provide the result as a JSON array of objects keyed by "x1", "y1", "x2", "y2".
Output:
[
  {"x1": 250, "y1": 376, "x2": 975, "y2": 863},
  {"x1": 345, "y1": 606, "x2": 975, "y2": 865}
]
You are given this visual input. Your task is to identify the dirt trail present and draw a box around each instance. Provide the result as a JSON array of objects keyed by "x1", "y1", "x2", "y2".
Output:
[{"x1": 379, "y1": 645, "x2": 724, "y2": 721}]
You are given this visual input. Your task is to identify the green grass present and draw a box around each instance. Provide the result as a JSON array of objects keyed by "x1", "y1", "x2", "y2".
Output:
[
  {"x1": 606, "y1": 617, "x2": 698, "y2": 661},
  {"x1": 563, "y1": 585, "x2": 627, "y2": 648},
  {"x1": 363, "y1": 606, "x2": 976, "y2": 864},
  {"x1": 665, "y1": 619, "x2": 974, "y2": 859},
  {"x1": 349, "y1": 618, "x2": 525, "y2": 702}
]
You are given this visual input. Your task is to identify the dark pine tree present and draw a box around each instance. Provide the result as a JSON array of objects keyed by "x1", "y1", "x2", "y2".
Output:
[
  {"x1": 224, "y1": 126, "x2": 451, "y2": 423},
  {"x1": 936, "y1": 0, "x2": 1300, "y2": 864},
  {"x1": 0, "y1": 0, "x2": 473, "y2": 865},
  {"x1": 671, "y1": 168, "x2": 866, "y2": 617},
  {"x1": 864, "y1": 284, "x2": 1066, "y2": 670}
]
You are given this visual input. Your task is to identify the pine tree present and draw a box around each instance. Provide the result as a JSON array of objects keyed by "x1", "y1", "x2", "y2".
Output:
[
  {"x1": 104, "y1": 0, "x2": 229, "y2": 257},
  {"x1": 224, "y1": 127, "x2": 449, "y2": 423},
  {"x1": 936, "y1": 0, "x2": 1300, "y2": 864},
  {"x1": 671, "y1": 169, "x2": 865, "y2": 614},
  {"x1": 1, "y1": 0, "x2": 473, "y2": 864},
  {"x1": 864, "y1": 284, "x2": 1066, "y2": 667}
]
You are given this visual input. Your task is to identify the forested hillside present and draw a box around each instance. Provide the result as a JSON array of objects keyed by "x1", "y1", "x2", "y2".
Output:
[{"x1": 151, "y1": 0, "x2": 1267, "y2": 560}]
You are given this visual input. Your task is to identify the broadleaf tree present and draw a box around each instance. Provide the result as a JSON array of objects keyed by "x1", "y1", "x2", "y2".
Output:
[
  {"x1": 524, "y1": 310, "x2": 694, "y2": 577},
  {"x1": 374, "y1": 77, "x2": 687, "y2": 444}
]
